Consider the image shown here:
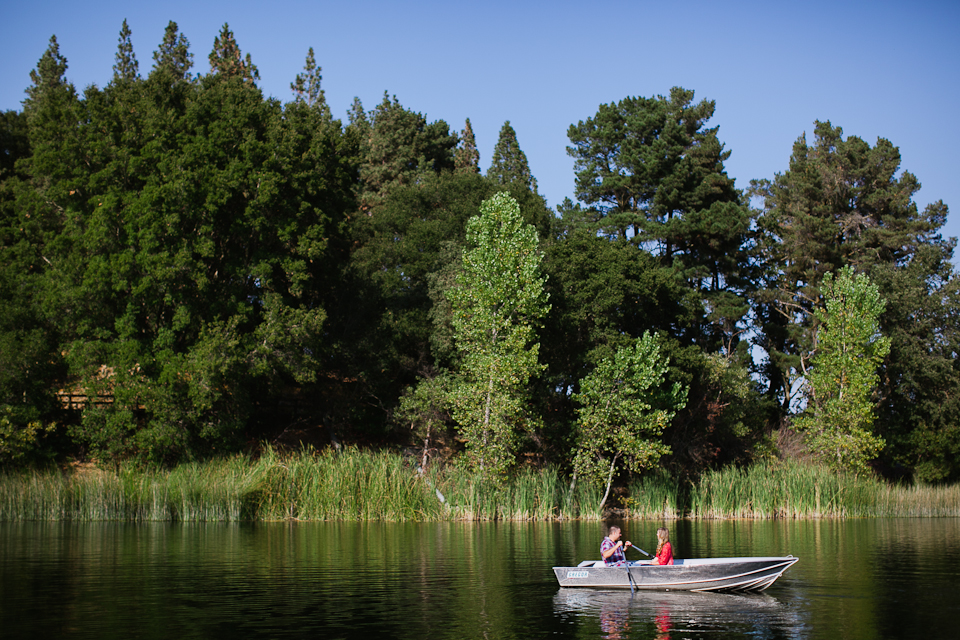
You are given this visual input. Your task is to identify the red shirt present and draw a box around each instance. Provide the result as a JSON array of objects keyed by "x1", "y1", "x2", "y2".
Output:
[{"x1": 655, "y1": 542, "x2": 674, "y2": 565}]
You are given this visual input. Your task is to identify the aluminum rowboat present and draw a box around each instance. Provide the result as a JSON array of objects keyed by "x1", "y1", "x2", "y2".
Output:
[{"x1": 553, "y1": 556, "x2": 798, "y2": 592}]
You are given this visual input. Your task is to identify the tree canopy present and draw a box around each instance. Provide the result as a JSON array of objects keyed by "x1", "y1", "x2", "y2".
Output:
[{"x1": 1, "y1": 26, "x2": 956, "y2": 486}]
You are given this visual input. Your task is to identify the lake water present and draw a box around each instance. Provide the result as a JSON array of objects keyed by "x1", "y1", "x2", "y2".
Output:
[{"x1": 1, "y1": 518, "x2": 958, "y2": 639}]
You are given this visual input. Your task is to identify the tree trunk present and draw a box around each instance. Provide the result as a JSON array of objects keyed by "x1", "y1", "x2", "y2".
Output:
[{"x1": 598, "y1": 454, "x2": 619, "y2": 512}]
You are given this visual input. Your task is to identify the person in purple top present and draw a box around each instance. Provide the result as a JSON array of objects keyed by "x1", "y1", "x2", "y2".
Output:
[{"x1": 600, "y1": 525, "x2": 632, "y2": 566}]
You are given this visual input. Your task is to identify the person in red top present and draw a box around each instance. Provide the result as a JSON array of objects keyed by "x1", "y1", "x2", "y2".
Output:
[{"x1": 651, "y1": 527, "x2": 674, "y2": 565}]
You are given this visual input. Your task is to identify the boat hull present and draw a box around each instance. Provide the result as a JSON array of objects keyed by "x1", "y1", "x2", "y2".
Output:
[{"x1": 553, "y1": 556, "x2": 798, "y2": 592}]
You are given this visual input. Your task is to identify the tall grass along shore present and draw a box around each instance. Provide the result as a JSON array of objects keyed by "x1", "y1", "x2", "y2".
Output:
[
  {"x1": 628, "y1": 461, "x2": 960, "y2": 519},
  {"x1": 0, "y1": 450, "x2": 957, "y2": 522},
  {"x1": 0, "y1": 447, "x2": 602, "y2": 522}
]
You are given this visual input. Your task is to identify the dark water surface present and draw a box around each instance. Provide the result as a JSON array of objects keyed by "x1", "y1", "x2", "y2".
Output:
[{"x1": 1, "y1": 518, "x2": 958, "y2": 639}]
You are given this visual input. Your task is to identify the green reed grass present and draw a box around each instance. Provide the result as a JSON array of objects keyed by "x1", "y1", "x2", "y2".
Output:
[
  {"x1": 251, "y1": 446, "x2": 445, "y2": 521},
  {"x1": 0, "y1": 458, "x2": 261, "y2": 522},
  {"x1": 0, "y1": 447, "x2": 600, "y2": 522},
  {"x1": 873, "y1": 482, "x2": 960, "y2": 517},
  {"x1": 432, "y1": 464, "x2": 602, "y2": 521},
  {"x1": 624, "y1": 468, "x2": 683, "y2": 519},
  {"x1": 673, "y1": 461, "x2": 960, "y2": 519},
  {"x1": 686, "y1": 461, "x2": 875, "y2": 518},
  {"x1": 3, "y1": 453, "x2": 957, "y2": 522}
]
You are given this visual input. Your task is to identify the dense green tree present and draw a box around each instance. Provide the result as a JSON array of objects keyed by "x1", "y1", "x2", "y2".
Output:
[
  {"x1": 356, "y1": 93, "x2": 457, "y2": 212},
  {"x1": 290, "y1": 47, "x2": 327, "y2": 113},
  {"x1": 0, "y1": 37, "x2": 85, "y2": 461},
  {"x1": 567, "y1": 88, "x2": 716, "y2": 241},
  {"x1": 566, "y1": 88, "x2": 752, "y2": 355},
  {"x1": 868, "y1": 238, "x2": 960, "y2": 482},
  {"x1": 112, "y1": 19, "x2": 139, "y2": 83},
  {"x1": 559, "y1": 90, "x2": 760, "y2": 473},
  {"x1": 752, "y1": 121, "x2": 944, "y2": 405},
  {"x1": 245, "y1": 90, "x2": 358, "y2": 436},
  {"x1": 151, "y1": 21, "x2": 193, "y2": 82},
  {"x1": 344, "y1": 172, "x2": 552, "y2": 436},
  {"x1": 488, "y1": 120, "x2": 537, "y2": 192},
  {"x1": 344, "y1": 172, "x2": 494, "y2": 424},
  {"x1": 2, "y1": 30, "x2": 357, "y2": 462},
  {"x1": 454, "y1": 118, "x2": 480, "y2": 174},
  {"x1": 4, "y1": 22, "x2": 958, "y2": 480},
  {"x1": 0, "y1": 110, "x2": 29, "y2": 180},
  {"x1": 751, "y1": 121, "x2": 959, "y2": 480},
  {"x1": 540, "y1": 227, "x2": 766, "y2": 473},
  {"x1": 322, "y1": 109, "x2": 549, "y2": 446},
  {"x1": 346, "y1": 96, "x2": 368, "y2": 130},
  {"x1": 16, "y1": 34, "x2": 84, "y2": 299},
  {"x1": 541, "y1": 228, "x2": 692, "y2": 383},
  {"x1": 447, "y1": 193, "x2": 549, "y2": 474},
  {"x1": 794, "y1": 267, "x2": 890, "y2": 473},
  {"x1": 572, "y1": 333, "x2": 686, "y2": 509},
  {"x1": 0, "y1": 148, "x2": 62, "y2": 463},
  {"x1": 21, "y1": 35, "x2": 84, "y2": 201},
  {"x1": 208, "y1": 23, "x2": 259, "y2": 82},
  {"x1": 0, "y1": 238, "x2": 63, "y2": 464}
]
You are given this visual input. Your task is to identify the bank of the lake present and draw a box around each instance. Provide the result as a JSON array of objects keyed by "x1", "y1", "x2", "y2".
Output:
[{"x1": 1, "y1": 448, "x2": 958, "y2": 522}]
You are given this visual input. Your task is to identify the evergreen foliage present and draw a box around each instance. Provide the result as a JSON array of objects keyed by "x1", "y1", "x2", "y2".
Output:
[
  {"x1": 357, "y1": 93, "x2": 456, "y2": 212},
  {"x1": 566, "y1": 88, "x2": 752, "y2": 350},
  {"x1": 151, "y1": 21, "x2": 193, "y2": 82},
  {"x1": 454, "y1": 118, "x2": 480, "y2": 174},
  {"x1": 752, "y1": 121, "x2": 960, "y2": 480},
  {"x1": 488, "y1": 121, "x2": 537, "y2": 192},
  {"x1": 290, "y1": 47, "x2": 327, "y2": 113},
  {"x1": 208, "y1": 23, "x2": 259, "y2": 82},
  {"x1": 558, "y1": 88, "x2": 762, "y2": 472},
  {"x1": 112, "y1": 20, "x2": 138, "y2": 83},
  {"x1": 347, "y1": 96, "x2": 368, "y2": 130},
  {"x1": 0, "y1": 29, "x2": 956, "y2": 488}
]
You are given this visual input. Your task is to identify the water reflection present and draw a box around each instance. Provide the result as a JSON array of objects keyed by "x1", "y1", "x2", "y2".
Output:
[
  {"x1": 653, "y1": 607, "x2": 671, "y2": 639},
  {"x1": 554, "y1": 588, "x2": 799, "y2": 639},
  {"x1": 1, "y1": 519, "x2": 958, "y2": 639}
]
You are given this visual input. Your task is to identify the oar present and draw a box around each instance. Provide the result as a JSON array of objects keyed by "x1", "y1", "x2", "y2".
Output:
[{"x1": 627, "y1": 544, "x2": 651, "y2": 558}]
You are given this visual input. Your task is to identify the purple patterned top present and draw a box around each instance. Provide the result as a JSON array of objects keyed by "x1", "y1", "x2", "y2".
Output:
[{"x1": 601, "y1": 536, "x2": 625, "y2": 565}]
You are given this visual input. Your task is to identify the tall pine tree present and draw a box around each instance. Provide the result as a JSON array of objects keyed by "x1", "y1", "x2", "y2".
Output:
[
  {"x1": 488, "y1": 120, "x2": 536, "y2": 192},
  {"x1": 112, "y1": 19, "x2": 138, "y2": 83},
  {"x1": 208, "y1": 23, "x2": 259, "y2": 82},
  {"x1": 563, "y1": 89, "x2": 761, "y2": 472},
  {"x1": 151, "y1": 21, "x2": 193, "y2": 82},
  {"x1": 357, "y1": 93, "x2": 456, "y2": 212},
  {"x1": 290, "y1": 47, "x2": 327, "y2": 113},
  {"x1": 752, "y1": 120, "x2": 960, "y2": 480},
  {"x1": 455, "y1": 118, "x2": 480, "y2": 174}
]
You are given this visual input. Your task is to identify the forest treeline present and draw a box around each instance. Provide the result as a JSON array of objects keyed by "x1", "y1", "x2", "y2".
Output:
[{"x1": 1, "y1": 21, "x2": 958, "y2": 487}]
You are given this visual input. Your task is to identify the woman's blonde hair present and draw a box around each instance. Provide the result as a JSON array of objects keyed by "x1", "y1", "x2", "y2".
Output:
[{"x1": 655, "y1": 527, "x2": 670, "y2": 555}]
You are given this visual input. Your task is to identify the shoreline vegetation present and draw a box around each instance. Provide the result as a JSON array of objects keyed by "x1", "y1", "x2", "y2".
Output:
[
  {"x1": 1, "y1": 448, "x2": 957, "y2": 522},
  {"x1": 5, "y1": 25, "x2": 960, "y2": 499}
]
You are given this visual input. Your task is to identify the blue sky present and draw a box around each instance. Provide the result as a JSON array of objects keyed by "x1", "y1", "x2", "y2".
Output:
[{"x1": 3, "y1": 0, "x2": 958, "y2": 245}]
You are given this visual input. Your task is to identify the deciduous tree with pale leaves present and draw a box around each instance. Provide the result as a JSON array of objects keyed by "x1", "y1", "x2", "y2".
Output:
[
  {"x1": 447, "y1": 192, "x2": 549, "y2": 475},
  {"x1": 794, "y1": 267, "x2": 890, "y2": 474},
  {"x1": 572, "y1": 332, "x2": 686, "y2": 510}
]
